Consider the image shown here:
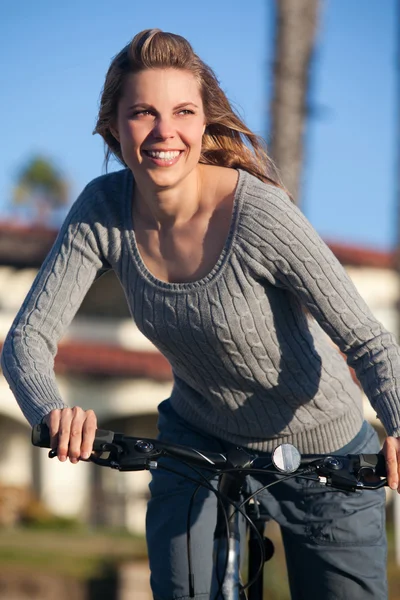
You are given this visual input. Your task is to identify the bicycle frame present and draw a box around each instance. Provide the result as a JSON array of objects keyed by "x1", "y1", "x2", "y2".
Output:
[
  {"x1": 209, "y1": 446, "x2": 277, "y2": 600},
  {"x1": 211, "y1": 470, "x2": 274, "y2": 600},
  {"x1": 211, "y1": 471, "x2": 246, "y2": 600}
]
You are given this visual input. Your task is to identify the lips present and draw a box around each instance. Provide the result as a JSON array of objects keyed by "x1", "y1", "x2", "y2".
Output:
[
  {"x1": 142, "y1": 149, "x2": 184, "y2": 167},
  {"x1": 144, "y1": 150, "x2": 182, "y2": 160}
]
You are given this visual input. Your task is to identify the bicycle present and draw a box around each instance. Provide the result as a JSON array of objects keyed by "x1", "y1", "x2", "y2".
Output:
[{"x1": 31, "y1": 423, "x2": 388, "y2": 600}]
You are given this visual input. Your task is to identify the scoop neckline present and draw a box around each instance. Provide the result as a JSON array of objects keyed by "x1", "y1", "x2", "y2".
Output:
[{"x1": 123, "y1": 168, "x2": 247, "y2": 292}]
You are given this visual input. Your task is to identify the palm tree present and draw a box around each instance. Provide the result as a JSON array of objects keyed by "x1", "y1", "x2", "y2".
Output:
[
  {"x1": 270, "y1": 0, "x2": 320, "y2": 205},
  {"x1": 13, "y1": 156, "x2": 69, "y2": 224}
]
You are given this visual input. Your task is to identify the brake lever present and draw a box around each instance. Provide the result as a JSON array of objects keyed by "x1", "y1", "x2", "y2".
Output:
[
  {"x1": 355, "y1": 479, "x2": 387, "y2": 490},
  {"x1": 47, "y1": 437, "x2": 164, "y2": 471},
  {"x1": 315, "y1": 456, "x2": 388, "y2": 492},
  {"x1": 48, "y1": 441, "x2": 125, "y2": 468}
]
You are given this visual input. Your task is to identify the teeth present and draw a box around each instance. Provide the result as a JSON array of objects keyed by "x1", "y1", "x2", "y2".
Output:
[{"x1": 146, "y1": 150, "x2": 180, "y2": 160}]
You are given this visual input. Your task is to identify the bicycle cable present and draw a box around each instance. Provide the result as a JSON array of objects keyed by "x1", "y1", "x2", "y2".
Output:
[
  {"x1": 187, "y1": 480, "x2": 230, "y2": 599},
  {"x1": 156, "y1": 462, "x2": 313, "y2": 597},
  {"x1": 155, "y1": 460, "x2": 266, "y2": 599},
  {"x1": 238, "y1": 467, "x2": 316, "y2": 513}
]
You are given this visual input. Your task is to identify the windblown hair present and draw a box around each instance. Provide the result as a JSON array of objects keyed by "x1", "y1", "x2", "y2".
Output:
[{"x1": 94, "y1": 29, "x2": 281, "y2": 187}]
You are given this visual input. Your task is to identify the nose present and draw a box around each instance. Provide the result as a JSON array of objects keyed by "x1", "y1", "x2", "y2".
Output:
[{"x1": 152, "y1": 115, "x2": 175, "y2": 140}]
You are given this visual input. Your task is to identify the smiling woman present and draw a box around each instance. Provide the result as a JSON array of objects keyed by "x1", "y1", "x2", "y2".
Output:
[
  {"x1": 1, "y1": 27, "x2": 400, "y2": 600},
  {"x1": 93, "y1": 29, "x2": 279, "y2": 187}
]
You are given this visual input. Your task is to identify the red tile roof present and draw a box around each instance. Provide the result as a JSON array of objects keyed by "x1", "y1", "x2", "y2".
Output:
[
  {"x1": 0, "y1": 222, "x2": 58, "y2": 267},
  {"x1": 0, "y1": 223, "x2": 392, "y2": 382},
  {"x1": 0, "y1": 222, "x2": 396, "y2": 269},
  {"x1": 326, "y1": 240, "x2": 396, "y2": 269},
  {"x1": 0, "y1": 341, "x2": 172, "y2": 380}
]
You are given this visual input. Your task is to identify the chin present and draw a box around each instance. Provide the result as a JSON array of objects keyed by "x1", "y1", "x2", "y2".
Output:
[
  {"x1": 147, "y1": 164, "x2": 197, "y2": 190},
  {"x1": 145, "y1": 170, "x2": 179, "y2": 190}
]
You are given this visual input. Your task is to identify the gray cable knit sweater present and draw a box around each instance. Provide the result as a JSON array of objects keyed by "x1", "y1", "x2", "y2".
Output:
[{"x1": 2, "y1": 168, "x2": 400, "y2": 453}]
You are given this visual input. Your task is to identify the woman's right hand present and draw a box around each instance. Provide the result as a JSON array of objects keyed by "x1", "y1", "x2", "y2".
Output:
[{"x1": 43, "y1": 407, "x2": 97, "y2": 464}]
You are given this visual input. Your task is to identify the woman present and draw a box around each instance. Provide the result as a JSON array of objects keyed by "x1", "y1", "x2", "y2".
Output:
[{"x1": 1, "y1": 29, "x2": 399, "y2": 599}]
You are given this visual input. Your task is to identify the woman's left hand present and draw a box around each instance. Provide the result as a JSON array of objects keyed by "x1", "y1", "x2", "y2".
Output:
[{"x1": 381, "y1": 436, "x2": 400, "y2": 492}]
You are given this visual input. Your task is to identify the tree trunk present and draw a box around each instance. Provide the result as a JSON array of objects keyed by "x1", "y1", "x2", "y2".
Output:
[{"x1": 270, "y1": 0, "x2": 320, "y2": 204}]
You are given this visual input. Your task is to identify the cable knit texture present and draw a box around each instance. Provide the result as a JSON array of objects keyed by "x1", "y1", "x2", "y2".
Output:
[{"x1": 2, "y1": 168, "x2": 400, "y2": 453}]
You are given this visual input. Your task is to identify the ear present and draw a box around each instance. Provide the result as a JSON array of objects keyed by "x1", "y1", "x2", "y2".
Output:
[{"x1": 202, "y1": 123, "x2": 207, "y2": 135}]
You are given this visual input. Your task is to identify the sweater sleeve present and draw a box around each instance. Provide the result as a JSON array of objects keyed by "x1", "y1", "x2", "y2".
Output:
[
  {"x1": 0, "y1": 186, "x2": 110, "y2": 426},
  {"x1": 240, "y1": 183, "x2": 400, "y2": 437}
]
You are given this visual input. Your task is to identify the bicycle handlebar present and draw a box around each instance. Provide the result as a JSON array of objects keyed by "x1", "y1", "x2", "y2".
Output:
[
  {"x1": 32, "y1": 423, "x2": 230, "y2": 468},
  {"x1": 31, "y1": 423, "x2": 387, "y2": 492}
]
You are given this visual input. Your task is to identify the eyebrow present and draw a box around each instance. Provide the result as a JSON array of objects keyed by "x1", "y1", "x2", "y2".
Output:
[
  {"x1": 174, "y1": 102, "x2": 199, "y2": 110},
  {"x1": 127, "y1": 102, "x2": 200, "y2": 111}
]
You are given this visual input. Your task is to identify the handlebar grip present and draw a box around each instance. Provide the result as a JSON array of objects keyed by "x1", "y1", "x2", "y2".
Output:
[
  {"x1": 32, "y1": 423, "x2": 51, "y2": 447},
  {"x1": 31, "y1": 423, "x2": 115, "y2": 449},
  {"x1": 358, "y1": 453, "x2": 387, "y2": 477}
]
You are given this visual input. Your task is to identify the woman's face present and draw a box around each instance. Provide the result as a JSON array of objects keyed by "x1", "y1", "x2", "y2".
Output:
[{"x1": 114, "y1": 68, "x2": 206, "y2": 191}]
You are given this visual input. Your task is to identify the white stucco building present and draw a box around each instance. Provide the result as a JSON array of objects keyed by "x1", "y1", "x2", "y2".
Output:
[{"x1": 0, "y1": 224, "x2": 398, "y2": 532}]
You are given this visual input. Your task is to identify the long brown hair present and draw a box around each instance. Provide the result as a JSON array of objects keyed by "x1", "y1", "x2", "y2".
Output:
[{"x1": 94, "y1": 29, "x2": 282, "y2": 187}]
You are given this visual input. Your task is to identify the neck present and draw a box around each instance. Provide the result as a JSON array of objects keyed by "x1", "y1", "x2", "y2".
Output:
[{"x1": 133, "y1": 167, "x2": 203, "y2": 229}]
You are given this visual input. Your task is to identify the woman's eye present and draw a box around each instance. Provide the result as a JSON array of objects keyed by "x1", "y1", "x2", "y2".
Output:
[
  {"x1": 177, "y1": 109, "x2": 194, "y2": 116},
  {"x1": 131, "y1": 110, "x2": 153, "y2": 118}
]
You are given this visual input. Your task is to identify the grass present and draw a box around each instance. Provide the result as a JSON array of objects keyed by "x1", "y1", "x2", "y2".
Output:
[
  {"x1": 0, "y1": 517, "x2": 398, "y2": 597},
  {"x1": 386, "y1": 522, "x2": 400, "y2": 600},
  {"x1": 0, "y1": 527, "x2": 147, "y2": 580}
]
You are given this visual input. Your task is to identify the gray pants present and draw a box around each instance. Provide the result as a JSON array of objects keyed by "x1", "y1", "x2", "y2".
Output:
[{"x1": 146, "y1": 400, "x2": 387, "y2": 600}]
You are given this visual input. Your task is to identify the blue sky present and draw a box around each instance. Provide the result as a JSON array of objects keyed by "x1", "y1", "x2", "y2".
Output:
[{"x1": 0, "y1": 0, "x2": 397, "y2": 249}]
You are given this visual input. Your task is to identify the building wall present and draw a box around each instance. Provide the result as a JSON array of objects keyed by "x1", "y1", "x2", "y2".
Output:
[
  {"x1": 345, "y1": 266, "x2": 399, "y2": 338},
  {"x1": 0, "y1": 262, "x2": 399, "y2": 531},
  {"x1": 344, "y1": 267, "x2": 400, "y2": 428}
]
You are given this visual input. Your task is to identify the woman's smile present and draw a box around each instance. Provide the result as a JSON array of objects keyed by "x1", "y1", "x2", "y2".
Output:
[{"x1": 142, "y1": 148, "x2": 184, "y2": 167}]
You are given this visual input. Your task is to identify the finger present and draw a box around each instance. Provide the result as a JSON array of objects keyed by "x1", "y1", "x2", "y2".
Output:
[
  {"x1": 384, "y1": 437, "x2": 398, "y2": 490},
  {"x1": 44, "y1": 410, "x2": 61, "y2": 451},
  {"x1": 57, "y1": 408, "x2": 74, "y2": 462},
  {"x1": 397, "y1": 444, "x2": 400, "y2": 494},
  {"x1": 80, "y1": 410, "x2": 97, "y2": 460},
  {"x1": 68, "y1": 407, "x2": 86, "y2": 464}
]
